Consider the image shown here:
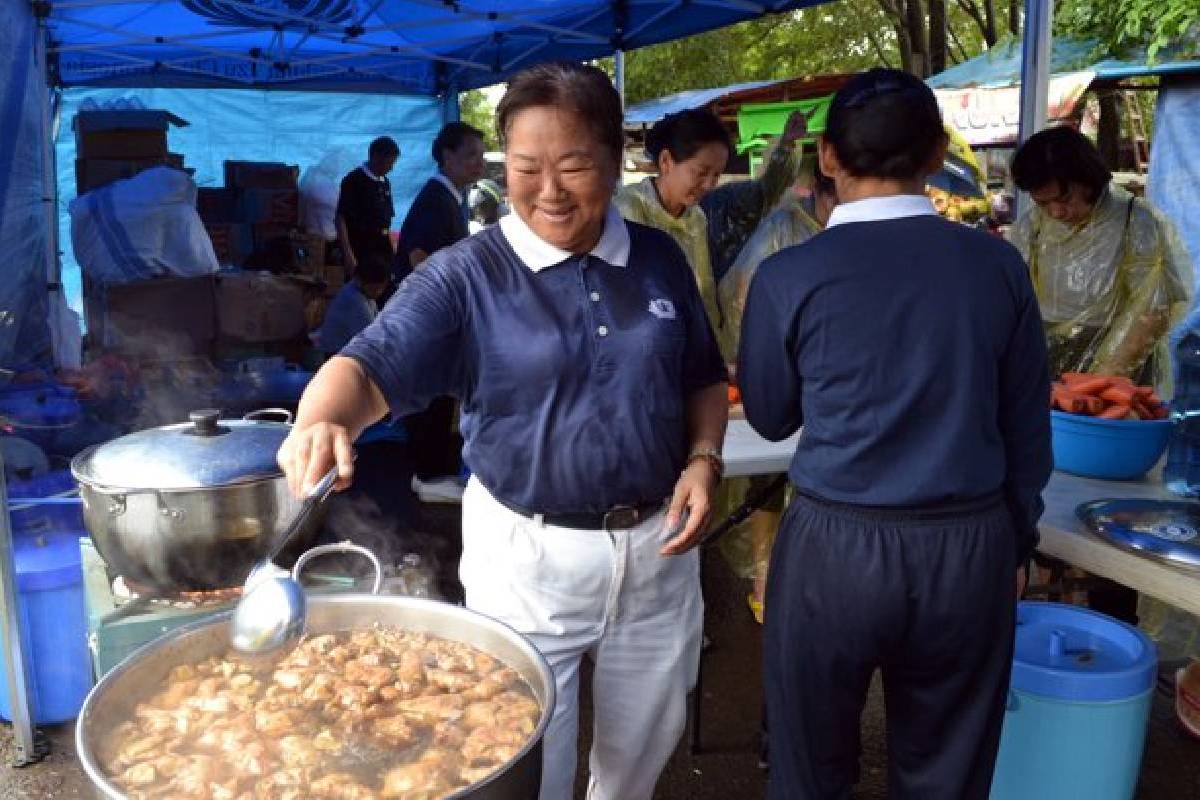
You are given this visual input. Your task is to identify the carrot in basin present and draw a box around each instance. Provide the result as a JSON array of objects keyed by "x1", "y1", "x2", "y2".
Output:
[
  {"x1": 1099, "y1": 404, "x2": 1133, "y2": 420},
  {"x1": 1100, "y1": 384, "x2": 1138, "y2": 406},
  {"x1": 1069, "y1": 376, "x2": 1114, "y2": 395}
]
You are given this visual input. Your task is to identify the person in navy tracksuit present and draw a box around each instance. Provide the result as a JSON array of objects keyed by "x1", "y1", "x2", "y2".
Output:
[{"x1": 739, "y1": 68, "x2": 1053, "y2": 800}]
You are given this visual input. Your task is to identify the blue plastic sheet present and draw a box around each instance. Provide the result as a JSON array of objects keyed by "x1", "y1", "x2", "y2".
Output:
[
  {"x1": 1149, "y1": 81, "x2": 1200, "y2": 340},
  {"x1": 56, "y1": 87, "x2": 445, "y2": 314},
  {"x1": 0, "y1": 2, "x2": 51, "y2": 371}
]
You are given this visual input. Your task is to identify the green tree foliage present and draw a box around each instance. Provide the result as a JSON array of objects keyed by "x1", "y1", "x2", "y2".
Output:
[
  {"x1": 459, "y1": 89, "x2": 499, "y2": 149},
  {"x1": 1057, "y1": 0, "x2": 1200, "y2": 60}
]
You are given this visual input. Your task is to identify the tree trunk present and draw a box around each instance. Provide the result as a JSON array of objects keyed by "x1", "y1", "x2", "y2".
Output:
[
  {"x1": 982, "y1": 0, "x2": 998, "y2": 45},
  {"x1": 929, "y1": 0, "x2": 948, "y2": 73},
  {"x1": 879, "y1": 0, "x2": 915, "y2": 73},
  {"x1": 1097, "y1": 90, "x2": 1123, "y2": 170},
  {"x1": 1008, "y1": 0, "x2": 1020, "y2": 37},
  {"x1": 905, "y1": 0, "x2": 930, "y2": 77}
]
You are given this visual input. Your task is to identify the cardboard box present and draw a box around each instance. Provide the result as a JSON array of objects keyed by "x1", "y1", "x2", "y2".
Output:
[
  {"x1": 204, "y1": 223, "x2": 255, "y2": 267},
  {"x1": 196, "y1": 188, "x2": 238, "y2": 225},
  {"x1": 223, "y1": 161, "x2": 299, "y2": 190},
  {"x1": 73, "y1": 108, "x2": 189, "y2": 136},
  {"x1": 216, "y1": 272, "x2": 312, "y2": 343},
  {"x1": 100, "y1": 276, "x2": 216, "y2": 358},
  {"x1": 75, "y1": 155, "x2": 186, "y2": 195},
  {"x1": 77, "y1": 129, "x2": 168, "y2": 160},
  {"x1": 236, "y1": 188, "x2": 299, "y2": 226}
]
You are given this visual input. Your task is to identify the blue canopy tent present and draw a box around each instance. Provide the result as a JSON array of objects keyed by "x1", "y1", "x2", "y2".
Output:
[{"x1": 5, "y1": 0, "x2": 836, "y2": 346}]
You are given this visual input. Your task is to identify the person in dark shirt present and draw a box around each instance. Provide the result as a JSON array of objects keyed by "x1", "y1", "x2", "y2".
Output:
[
  {"x1": 739, "y1": 68, "x2": 1052, "y2": 800},
  {"x1": 396, "y1": 121, "x2": 486, "y2": 277},
  {"x1": 335, "y1": 136, "x2": 399, "y2": 275},
  {"x1": 276, "y1": 63, "x2": 728, "y2": 800},
  {"x1": 393, "y1": 122, "x2": 487, "y2": 490}
]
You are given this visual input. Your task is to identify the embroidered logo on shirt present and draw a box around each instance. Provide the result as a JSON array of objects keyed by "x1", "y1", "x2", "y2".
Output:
[{"x1": 648, "y1": 299, "x2": 676, "y2": 320}]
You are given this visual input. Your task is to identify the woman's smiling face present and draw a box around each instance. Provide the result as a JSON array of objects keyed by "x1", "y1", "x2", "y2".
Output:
[{"x1": 505, "y1": 104, "x2": 619, "y2": 254}]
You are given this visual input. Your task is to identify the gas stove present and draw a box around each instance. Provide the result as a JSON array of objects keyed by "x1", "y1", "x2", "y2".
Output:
[{"x1": 80, "y1": 540, "x2": 358, "y2": 677}]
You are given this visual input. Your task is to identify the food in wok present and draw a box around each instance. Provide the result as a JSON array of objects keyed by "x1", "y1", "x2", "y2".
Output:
[{"x1": 99, "y1": 627, "x2": 542, "y2": 800}]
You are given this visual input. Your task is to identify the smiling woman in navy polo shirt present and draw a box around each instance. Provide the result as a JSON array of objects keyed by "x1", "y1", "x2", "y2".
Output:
[{"x1": 277, "y1": 62, "x2": 729, "y2": 800}]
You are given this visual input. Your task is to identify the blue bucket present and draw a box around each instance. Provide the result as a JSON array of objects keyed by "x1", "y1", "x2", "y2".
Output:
[
  {"x1": 0, "y1": 533, "x2": 93, "y2": 724},
  {"x1": 990, "y1": 602, "x2": 1157, "y2": 800}
]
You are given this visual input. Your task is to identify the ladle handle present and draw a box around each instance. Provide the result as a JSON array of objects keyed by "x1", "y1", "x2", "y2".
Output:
[
  {"x1": 291, "y1": 542, "x2": 385, "y2": 595},
  {"x1": 264, "y1": 465, "x2": 339, "y2": 564}
]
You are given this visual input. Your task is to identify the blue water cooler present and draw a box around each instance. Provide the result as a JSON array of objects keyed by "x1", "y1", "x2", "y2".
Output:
[
  {"x1": 0, "y1": 471, "x2": 94, "y2": 723},
  {"x1": 990, "y1": 602, "x2": 1158, "y2": 800}
]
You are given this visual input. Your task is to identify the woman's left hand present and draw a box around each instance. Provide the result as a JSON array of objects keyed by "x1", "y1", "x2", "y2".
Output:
[{"x1": 661, "y1": 460, "x2": 719, "y2": 555}]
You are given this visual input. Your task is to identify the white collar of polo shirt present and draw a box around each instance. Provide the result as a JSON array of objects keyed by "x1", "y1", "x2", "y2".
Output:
[
  {"x1": 361, "y1": 163, "x2": 387, "y2": 182},
  {"x1": 499, "y1": 204, "x2": 631, "y2": 272},
  {"x1": 825, "y1": 194, "x2": 938, "y2": 228},
  {"x1": 433, "y1": 173, "x2": 464, "y2": 205}
]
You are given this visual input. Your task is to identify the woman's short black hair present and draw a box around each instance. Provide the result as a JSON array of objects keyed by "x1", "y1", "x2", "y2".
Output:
[
  {"x1": 432, "y1": 122, "x2": 484, "y2": 167},
  {"x1": 496, "y1": 62, "x2": 624, "y2": 162},
  {"x1": 1011, "y1": 126, "x2": 1112, "y2": 201},
  {"x1": 824, "y1": 68, "x2": 945, "y2": 180},
  {"x1": 368, "y1": 136, "x2": 400, "y2": 160},
  {"x1": 645, "y1": 108, "x2": 731, "y2": 165}
]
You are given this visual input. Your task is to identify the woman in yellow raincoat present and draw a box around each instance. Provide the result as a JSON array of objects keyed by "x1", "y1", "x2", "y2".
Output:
[
  {"x1": 615, "y1": 108, "x2": 732, "y2": 350},
  {"x1": 1010, "y1": 126, "x2": 1192, "y2": 387},
  {"x1": 1010, "y1": 125, "x2": 1193, "y2": 626}
]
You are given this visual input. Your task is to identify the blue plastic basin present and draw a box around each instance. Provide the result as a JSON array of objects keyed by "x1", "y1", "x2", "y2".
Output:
[{"x1": 1050, "y1": 410, "x2": 1172, "y2": 480}]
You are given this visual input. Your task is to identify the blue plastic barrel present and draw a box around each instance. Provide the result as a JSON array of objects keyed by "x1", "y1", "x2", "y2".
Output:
[
  {"x1": 0, "y1": 532, "x2": 93, "y2": 724},
  {"x1": 8, "y1": 469, "x2": 82, "y2": 536},
  {"x1": 990, "y1": 602, "x2": 1157, "y2": 800}
]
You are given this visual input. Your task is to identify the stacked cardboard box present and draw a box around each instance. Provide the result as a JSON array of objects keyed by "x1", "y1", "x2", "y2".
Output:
[
  {"x1": 73, "y1": 109, "x2": 190, "y2": 195},
  {"x1": 198, "y1": 161, "x2": 312, "y2": 274}
]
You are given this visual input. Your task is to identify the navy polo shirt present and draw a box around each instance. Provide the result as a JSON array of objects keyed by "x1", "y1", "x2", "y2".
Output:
[
  {"x1": 341, "y1": 205, "x2": 727, "y2": 513},
  {"x1": 738, "y1": 196, "x2": 1052, "y2": 563}
]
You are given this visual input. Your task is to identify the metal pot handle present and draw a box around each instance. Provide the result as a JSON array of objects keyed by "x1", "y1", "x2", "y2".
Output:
[
  {"x1": 243, "y1": 408, "x2": 294, "y2": 425},
  {"x1": 291, "y1": 541, "x2": 384, "y2": 595}
]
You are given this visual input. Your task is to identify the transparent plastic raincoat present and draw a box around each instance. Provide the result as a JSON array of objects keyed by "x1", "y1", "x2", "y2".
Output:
[
  {"x1": 615, "y1": 178, "x2": 723, "y2": 346},
  {"x1": 718, "y1": 195, "x2": 824, "y2": 347},
  {"x1": 1010, "y1": 184, "x2": 1193, "y2": 387}
]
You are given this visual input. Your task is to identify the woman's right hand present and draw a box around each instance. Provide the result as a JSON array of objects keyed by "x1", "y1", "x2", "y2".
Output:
[{"x1": 277, "y1": 421, "x2": 357, "y2": 498}]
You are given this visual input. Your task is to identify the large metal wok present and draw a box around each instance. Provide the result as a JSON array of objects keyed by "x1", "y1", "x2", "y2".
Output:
[
  {"x1": 71, "y1": 409, "x2": 320, "y2": 592},
  {"x1": 76, "y1": 594, "x2": 555, "y2": 800}
]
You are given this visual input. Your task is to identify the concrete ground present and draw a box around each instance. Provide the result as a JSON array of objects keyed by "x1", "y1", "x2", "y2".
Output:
[{"x1": 1, "y1": 515, "x2": 1197, "y2": 799}]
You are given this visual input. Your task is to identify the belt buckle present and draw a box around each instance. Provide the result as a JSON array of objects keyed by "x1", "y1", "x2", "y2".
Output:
[{"x1": 603, "y1": 505, "x2": 640, "y2": 530}]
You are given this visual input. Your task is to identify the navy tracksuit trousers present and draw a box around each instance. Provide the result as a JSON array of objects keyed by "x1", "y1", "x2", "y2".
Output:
[{"x1": 764, "y1": 490, "x2": 1017, "y2": 800}]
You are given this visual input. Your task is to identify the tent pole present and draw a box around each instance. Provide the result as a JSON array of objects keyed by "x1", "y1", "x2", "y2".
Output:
[
  {"x1": 0, "y1": 451, "x2": 40, "y2": 765},
  {"x1": 1015, "y1": 0, "x2": 1053, "y2": 215},
  {"x1": 615, "y1": 49, "x2": 626, "y2": 110},
  {"x1": 443, "y1": 87, "x2": 461, "y2": 123},
  {"x1": 35, "y1": 14, "x2": 60, "y2": 290}
]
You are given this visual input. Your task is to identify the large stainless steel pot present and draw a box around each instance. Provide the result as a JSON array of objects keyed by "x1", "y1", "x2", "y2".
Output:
[
  {"x1": 70, "y1": 409, "x2": 320, "y2": 592},
  {"x1": 76, "y1": 595, "x2": 554, "y2": 800}
]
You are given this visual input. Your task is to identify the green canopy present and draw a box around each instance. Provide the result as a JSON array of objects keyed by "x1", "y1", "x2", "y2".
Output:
[{"x1": 736, "y1": 95, "x2": 834, "y2": 156}]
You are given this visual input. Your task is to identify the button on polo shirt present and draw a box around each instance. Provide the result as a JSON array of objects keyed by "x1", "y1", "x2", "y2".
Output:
[{"x1": 342, "y1": 206, "x2": 727, "y2": 514}]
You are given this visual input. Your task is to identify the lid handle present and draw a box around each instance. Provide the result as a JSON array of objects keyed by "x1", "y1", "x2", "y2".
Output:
[
  {"x1": 1049, "y1": 629, "x2": 1066, "y2": 659},
  {"x1": 188, "y1": 409, "x2": 224, "y2": 436}
]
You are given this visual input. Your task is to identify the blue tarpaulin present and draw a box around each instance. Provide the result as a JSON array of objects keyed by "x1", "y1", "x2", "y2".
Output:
[
  {"x1": 55, "y1": 87, "x2": 444, "y2": 314},
  {"x1": 624, "y1": 79, "x2": 785, "y2": 125},
  {"x1": 929, "y1": 37, "x2": 1200, "y2": 89},
  {"x1": 45, "y1": 1, "x2": 825, "y2": 95},
  {"x1": 0, "y1": 1, "x2": 53, "y2": 368},
  {"x1": 1149, "y1": 82, "x2": 1200, "y2": 339}
]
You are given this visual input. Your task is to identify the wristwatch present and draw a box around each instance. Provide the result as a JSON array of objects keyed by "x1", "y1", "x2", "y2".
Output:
[{"x1": 687, "y1": 447, "x2": 725, "y2": 480}]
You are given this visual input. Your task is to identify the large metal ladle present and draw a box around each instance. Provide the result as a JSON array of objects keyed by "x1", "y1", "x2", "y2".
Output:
[{"x1": 230, "y1": 466, "x2": 382, "y2": 655}]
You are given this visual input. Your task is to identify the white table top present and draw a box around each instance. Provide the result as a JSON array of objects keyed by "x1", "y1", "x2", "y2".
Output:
[
  {"x1": 1038, "y1": 470, "x2": 1200, "y2": 616},
  {"x1": 717, "y1": 420, "x2": 1200, "y2": 616},
  {"x1": 722, "y1": 419, "x2": 800, "y2": 478}
]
